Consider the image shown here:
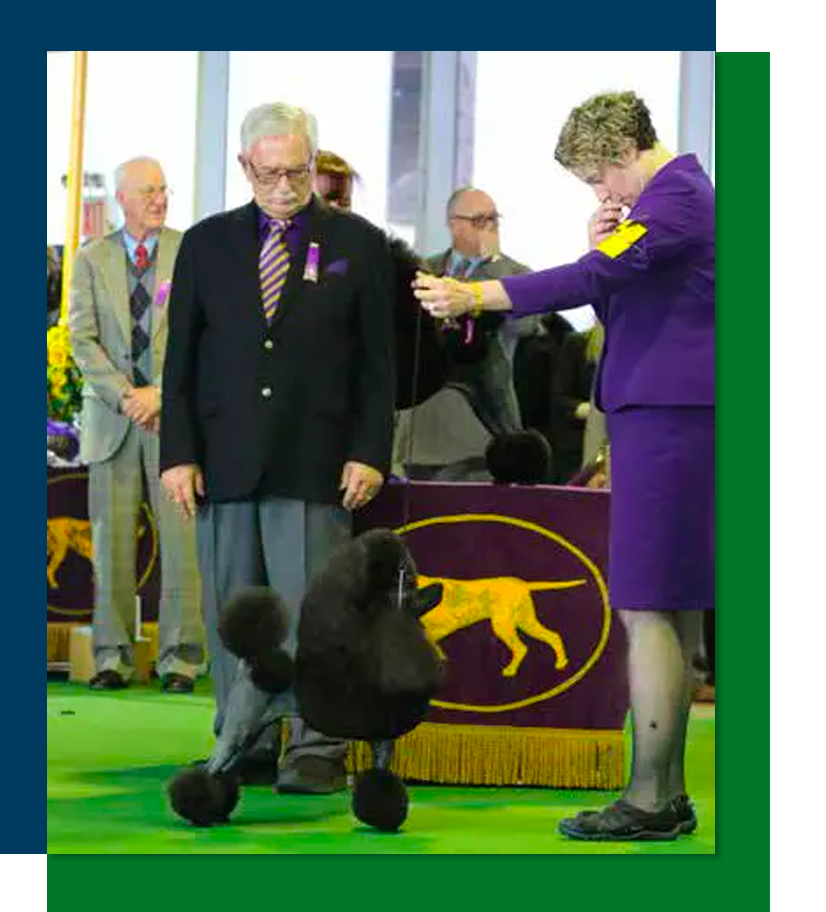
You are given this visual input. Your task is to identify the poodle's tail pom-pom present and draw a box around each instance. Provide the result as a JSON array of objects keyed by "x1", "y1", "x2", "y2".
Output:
[
  {"x1": 249, "y1": 649, "x2": 295, "y2": 694},
  {"x1": 352, "y1": 768, "x2": 409, "y2": 832},
  {"x1": 168, "y1": 766, "x2": 240, "y2": 827},
  {"x1": 219, "y1": 587, "x2": 290, "y2": 660}
]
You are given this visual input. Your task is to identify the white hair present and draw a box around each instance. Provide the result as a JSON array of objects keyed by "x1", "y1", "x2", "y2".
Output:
[
  {"x1": 114, "y1": 156, "x2": 163, "y2": 192},
  {"x1": 240, "y1": 102, "x2": 318, "y2": 156}
]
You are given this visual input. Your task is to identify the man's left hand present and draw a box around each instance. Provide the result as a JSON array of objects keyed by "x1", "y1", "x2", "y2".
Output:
[
  {"x1": 340, "y1": 461, "x2": 384, "y2": 511},
  {"x1": 123, "y1": 386, "x2": 161, "y2": 430}
]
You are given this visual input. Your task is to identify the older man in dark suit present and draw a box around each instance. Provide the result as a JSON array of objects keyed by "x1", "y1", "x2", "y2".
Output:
[{"x1": 160, "y1": 102, "x2": 395, "y2": 792}]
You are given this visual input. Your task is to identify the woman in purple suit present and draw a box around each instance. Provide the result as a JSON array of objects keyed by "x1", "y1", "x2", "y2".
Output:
[{"x1": 414, "y1": 91, "x2": 714, "y2": 842}]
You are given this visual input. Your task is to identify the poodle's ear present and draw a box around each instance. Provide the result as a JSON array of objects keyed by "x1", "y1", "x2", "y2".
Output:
[{"x1": 408, "y1": 582, "x2": 443, "y2": 618}]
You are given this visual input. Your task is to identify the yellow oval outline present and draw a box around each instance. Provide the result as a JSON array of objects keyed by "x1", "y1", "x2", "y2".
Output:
[
  {"x1": 47, "y1": 471, "x2": 159, "y2": 618},
  {"x1": 395, "y1": 512, "x2": 611, "y2": 712}
]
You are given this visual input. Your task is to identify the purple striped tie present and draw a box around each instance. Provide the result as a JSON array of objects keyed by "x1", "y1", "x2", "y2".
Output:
[{"x1": 260, "y1": 218, "x2": 291, "y2": 321}]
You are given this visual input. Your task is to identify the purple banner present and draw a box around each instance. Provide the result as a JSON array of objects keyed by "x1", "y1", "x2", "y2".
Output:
[
  {"x1": 356, "y1": 481, "x2": 628, "y2": 732},
  {"x1": 47, "y1": 467, "x2": 160, "y2": 623}
]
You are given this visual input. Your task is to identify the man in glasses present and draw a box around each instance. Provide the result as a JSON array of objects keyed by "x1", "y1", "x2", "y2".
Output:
[
  {"x1": 160, "y1": 103, "x2": 395, "y2": 793},
  {"x1": 395, "y1": 187, "x2": 541, "y2": 481},
  {"x1": 68, "y1": 157, "x2": 206, "y2": 694}
]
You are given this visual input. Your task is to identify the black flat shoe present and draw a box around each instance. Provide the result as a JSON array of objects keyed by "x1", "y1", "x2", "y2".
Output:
[
  {"x1": 671, "y1": 794, "x2": 698, "y2": 834},
  {"x1": 161, "y1": 673, "x2": 195, "y2": 694},
  {"x1": 558, "y1": 799, "x2": 681, "y2": 841},
  {"x1": 89, "y1": 670, "x2": 128, "y2": 691}
]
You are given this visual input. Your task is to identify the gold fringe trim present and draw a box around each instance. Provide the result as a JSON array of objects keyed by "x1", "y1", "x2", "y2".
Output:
[
  {"x1": 47, "y1": 622, "x2": 160, "y2": 663},
  {"x1": 346, "y1": 722, "x2": 625, "y2": 789}
]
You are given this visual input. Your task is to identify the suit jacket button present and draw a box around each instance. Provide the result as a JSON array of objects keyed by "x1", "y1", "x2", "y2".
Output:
[
  {"x1": 264, "y1": 339, "x2": 274, "y2": 350},
  {"x1": 261, "y1": 387, "x2": 272, "y2": 398}
]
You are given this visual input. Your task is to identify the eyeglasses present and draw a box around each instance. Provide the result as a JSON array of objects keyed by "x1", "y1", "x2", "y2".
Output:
[
  {"x1": 247, "y1": 160, "x2": 312, "y2": 187},
  {"x1": 136, "y1": 185, "x2": 171, "y2": 201},
  {"x1": 451, "y1": 212, "x2": 502, "y2": 229}
]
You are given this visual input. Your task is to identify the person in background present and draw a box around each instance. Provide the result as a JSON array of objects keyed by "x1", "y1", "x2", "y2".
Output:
[
  {"x1": 314, "y1": 149, "x2": 357, "y2": 210},
  {"x1": 68, "y1": 157, "x2": 205, "y2": 693},
  {"x1": 414, "y1": 90, "x2": 714, "y2": 841},
  {"x1": 160, "y1": 104, "x2": 395, "y2": 792},
  {"x1": 550, "y1": 323, "x2": 601, "y2": 483},
  {"x1": 512, "y1": 312, "x2": 574, "y2": 460},
  {"x1": 396, "y1": 187, "x2": 541, "y2": 481},
  {"x1": 47, "y1": 246, "x2": 62, "y2": 328}
]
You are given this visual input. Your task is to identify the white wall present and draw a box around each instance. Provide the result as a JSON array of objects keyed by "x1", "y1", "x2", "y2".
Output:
[
  {"x1": 47, "y1": 52, "x2": 199, "y2": 244},
  {"x1": 473, "y1": 51, "x2": 681, "y2": 329}
]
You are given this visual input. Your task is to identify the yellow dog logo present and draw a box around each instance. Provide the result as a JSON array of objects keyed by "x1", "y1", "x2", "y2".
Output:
[
  {"x1": 417, "y1": 575, "x2": 585, "y2": 677},
  {"x1": 47, "y1": 516, "x2": 148, "y2": 589}
]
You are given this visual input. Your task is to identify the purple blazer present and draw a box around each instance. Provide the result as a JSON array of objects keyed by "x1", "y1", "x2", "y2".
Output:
[{"x1": 501, "y1": 154, "x2": 715, "y2": 412}]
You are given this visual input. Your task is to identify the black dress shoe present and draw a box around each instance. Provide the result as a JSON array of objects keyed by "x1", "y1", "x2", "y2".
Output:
[
  {"x1": 89, "y1": 670, "x2": 128, "y2": 691},
  {"x1": 277, "y1": 756, "x2": 348, "y2": 795},
  {"x1": 161, "y1": 673, "x2": 195, "y2": 694},
  {"x1": 558, "y1": 799, "x2": 681, "y2": 841},
  {"x1": 237, "y1": 751, "x2": 279, "y2": 786}
]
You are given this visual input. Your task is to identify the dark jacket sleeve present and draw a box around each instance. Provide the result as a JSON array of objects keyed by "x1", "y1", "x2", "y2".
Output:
[
  {"x1": 551, "y1": 332, "x2": 594, "y2": 430},
  {"x1": 159, "y1": 228, "x2": 203, "y2": 472},
  {"x1": 347, "y1": 227, "x2": 396, "y2": 475}
]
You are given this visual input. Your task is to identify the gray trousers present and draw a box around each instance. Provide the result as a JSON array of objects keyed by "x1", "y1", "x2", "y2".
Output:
[
  {"x1": 89, "y1": 425, "x2": 205, "y2": 680},
  {"x1": 196, "y1": 495, "x2": 351, "y2": 765}
]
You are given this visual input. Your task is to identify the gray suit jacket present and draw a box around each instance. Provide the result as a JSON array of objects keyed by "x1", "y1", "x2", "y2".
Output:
[{"x1": 68, "y1": 227, "x2": 181, "y2": 464}]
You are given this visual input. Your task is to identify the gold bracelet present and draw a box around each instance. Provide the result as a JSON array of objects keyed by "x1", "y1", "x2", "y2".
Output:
[{"x1": 443, "y1": 276, "x2": 483, "y2": 318}]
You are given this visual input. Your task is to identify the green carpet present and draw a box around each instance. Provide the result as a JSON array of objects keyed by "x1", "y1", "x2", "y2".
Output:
[{"x1": 47, "y1": 681, "x2": 715, "y2": 854}]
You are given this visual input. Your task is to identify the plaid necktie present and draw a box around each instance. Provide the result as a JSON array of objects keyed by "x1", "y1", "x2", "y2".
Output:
[{"x1": 260, "y1": 219, "x2": 291, "y2": 321}]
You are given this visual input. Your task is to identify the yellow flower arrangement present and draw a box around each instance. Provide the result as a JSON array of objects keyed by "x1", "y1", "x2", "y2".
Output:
[{"x1": 47, "y1": 323, "x2": 83, "y2": 424}]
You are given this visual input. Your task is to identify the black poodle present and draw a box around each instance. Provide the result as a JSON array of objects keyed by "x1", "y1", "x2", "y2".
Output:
[{"x1": 168, "y1": 528, "x2": 445, "y2": 833}]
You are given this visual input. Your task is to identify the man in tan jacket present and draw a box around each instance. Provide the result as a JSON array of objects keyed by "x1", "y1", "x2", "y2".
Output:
[{"x1": 69, "y1": 157, "x2": 204, "y2": 692}]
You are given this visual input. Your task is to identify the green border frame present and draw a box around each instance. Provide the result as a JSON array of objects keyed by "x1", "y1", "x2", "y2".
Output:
[{"x1": 49, "y1": 51, "x2": 767, "y2": 910}]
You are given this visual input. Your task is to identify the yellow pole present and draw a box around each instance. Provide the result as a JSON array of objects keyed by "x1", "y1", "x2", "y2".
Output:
[{"x1": 59, "y1": 51, "x2": 88, "y2": 324}]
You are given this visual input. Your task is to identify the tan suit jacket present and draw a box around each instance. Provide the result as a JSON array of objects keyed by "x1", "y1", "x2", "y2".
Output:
[{"x1": 69, "y1": 228, "x2": 180, "y2": 464}]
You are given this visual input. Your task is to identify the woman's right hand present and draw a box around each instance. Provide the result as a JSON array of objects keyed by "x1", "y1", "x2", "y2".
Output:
[{"x1": 588, "y1": 201, "x2": 624, "y2": 249}]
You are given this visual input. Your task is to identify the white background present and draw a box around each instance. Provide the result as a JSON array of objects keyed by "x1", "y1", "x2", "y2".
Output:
[
  {"x1": 474, "y1": 51, "x2": 681, "y2": 329},
  {"x1": 47, "y1": 52, "x2": 199, "y2": 244},
  {"x1": 223, "y1": 51, "x2": 394, "y2": 231}
]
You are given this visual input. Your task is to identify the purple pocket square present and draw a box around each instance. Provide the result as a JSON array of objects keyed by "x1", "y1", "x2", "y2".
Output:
[{"x1": 324, "y1": 258, "x2": 349, "y2": 276}]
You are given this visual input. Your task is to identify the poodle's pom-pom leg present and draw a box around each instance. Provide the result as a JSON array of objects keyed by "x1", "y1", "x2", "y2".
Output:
[
  {"x1": 168, "y1": 766, "x2": 240, "y2": 828},
  {"x1": 213, "y1": 772, "x2": 241, "y2": 822},
  {"x1": 352, "y1": 768, "x2": 408, "y2": 832}
]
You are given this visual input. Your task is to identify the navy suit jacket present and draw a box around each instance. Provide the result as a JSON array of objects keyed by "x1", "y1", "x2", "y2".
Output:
[{"x1": 160, "y1": 196, "x2": 395, "y2": 504}]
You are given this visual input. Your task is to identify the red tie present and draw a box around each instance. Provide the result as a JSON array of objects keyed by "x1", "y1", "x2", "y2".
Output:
[{"x1": 135, "y1": 243, "x2": 149, "y2": 273}]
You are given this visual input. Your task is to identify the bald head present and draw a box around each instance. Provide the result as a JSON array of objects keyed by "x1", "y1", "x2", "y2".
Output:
[
  {"x1": 114, "y1": 157, "x2": 169, "y2": 240},
  {"x1": 446, "y1": 187, "x2": 501, "y2": 258}
]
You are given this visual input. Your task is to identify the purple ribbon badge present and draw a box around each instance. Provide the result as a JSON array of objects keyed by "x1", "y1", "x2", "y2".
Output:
[
  {"x1": 154, "y1": 280, "x2": 172, "y2": 308},
  {"x1": 303, "y1": 242, "x2": 320, "y2": 283}
]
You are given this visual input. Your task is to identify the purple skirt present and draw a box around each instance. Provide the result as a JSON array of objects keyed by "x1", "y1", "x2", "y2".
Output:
[{"x1": 606, "y1": 407, "x2": 714, "y2": 611}]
